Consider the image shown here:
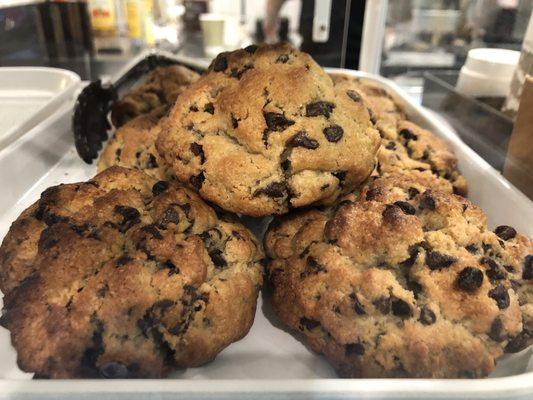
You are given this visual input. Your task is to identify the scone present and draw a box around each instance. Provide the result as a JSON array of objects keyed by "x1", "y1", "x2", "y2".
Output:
[
  {"x1": 157, "y1": 43, "x2": 380, "y2": 217},
  {"x1": 111, "y1": 65, "x2": 200, "y2": 128},
  {"x1": 264, "y1": 172, "x2": 530, "y2": 378},
  {"x1": 98, "y1": 108, "x2": 172, "y2": 181},
  {"x1": 0, "y1": 167, "x2": 263, "y2": 378},
  {"x1": 331, "y1": 74, "x2": 467, "y2": 196}
]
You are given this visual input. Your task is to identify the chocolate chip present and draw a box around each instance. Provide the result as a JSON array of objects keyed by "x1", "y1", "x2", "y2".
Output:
[
  {"x1": 244, "y1": 44, "x2": 258, "y2": 53},
  {"x1": 99, "y1": 362, "x2": 129, "y2": 379},
  {"x1": 488, "y1": 284, "x2": 510, "y2": 310},
  {"x1": 189, "y1": 172, "x2": 205, "y2": 190},
  {"x1": 146, "y1": 153, "x2": 158, "y2": 169},
  {"x1": 419, "y1": 192, "x2": 436, "y2": 210},
  {"x1": 211, "y1": 54, "x2": 228, "y2": 72},
  {"x1": 190, "y1": 143, "x2": 205, "y2": 163},
  {"x1": 203, "y1": 102, "x2": 214, "y2": 114},
  {"x1": 114, "y1": 205, "x2": 141, "y2": 232},
  {"x1": 38, "y1": 227, "x2": 59, "y2": 250},
  {"x1": 345, "y1": 343, "x2": 365, "y2": 356},
  {"x1": 393, "y1": 201, "x2": 416, "y2": 215},
  {"x1": 407, "y1": 280, "x2": 423, "y2": 298},
  {"x1": 152, "y1": 181, "x2": 169, "y2": 196},
  {"x1": 488, "y1": 317, "x2": 504, "y2": 342},
  {"x1": 419, "y1": 306, "x2": 436, "y2": 325},
  {"x1": 209, "y1": 249, "x2": 227, "y2": 269},
  {"x1": 323, "y1": 125, "x2": 344, "y2": 142},
  {"x1": 494, "y1": 225, "x2": 516, "y2": 241},
  {"x1": 164, "y1": 260, "x2": 180, "y2": 275},
  {"x1": 385, "y1": 141, "x2": 396, "y2": 150},
  {"x1": 399, "y1": 128, "x2": 418, "y2": 141},
  {"x1": 401, "y1": 246, "x2": 420, "y2": 267},
  {"x1": 287, "y1": 131, "x2": 319, "y2": 149},
  {"x1": 524, "y1": 255, "x2": 533, "y2": 280},
  {"x1": 264, "y1": 112, "x2": 294, "y2": 131},
  {"x1": 365, "y1": 187, "x2": 382, "y2": 201},
  {"x1": 465, "y1": 244, "x2": 478, "y2": 254},
  {"x1": 481, "y1": 257, "x2": 507, "y2": 282},
  {"x1": 253, "y1": 182, "x2": 286, "y2": 198},
  {"x1": 333, "y1": 171, "x2": 347, "y2": 183},
  {"x1": 382, "y1": 204, "x2": 402, "y2": 223},
  {"x1": 276, "y1": 54, "x2": 289, "y2": 63},
  {"x1": 300, "y1": 256, "x2": 327, "y2": 278},
  {"x1": 391, "y1": 297, "x2": 412, "y2": 318},
  {"x1": 408, "y1": 187, "x2": 420, "y2": 199},
  {"x1": 189, "y1": 105, "x2": 198, "y2": 112},
  {"x1": 299, "y1": 317, "x2": 320, "y2": 330},
  {"x1": 141, "y1": 224, "x2": 163, "y2": 240},
  {"x1": 115, "y1": 255, "x2": 132, "y2": 267},
  {"x1": 159, "y1": 208, "x2": 180, "y2": 229},
  {"x1": 373, "y1": 297, "x2": 391, "y2": 314},
  {"x1": 367, "y1": 108, "x2": 377, "y2": 124},
  {"x1": 115, "y1": 148, "x2": 121, "y2": 159},
  {"x1": 231, "y1": 115, "x2": 238, "y2": 128},
  {"x1": 306, "y1": 101, "x2": 335, "y2": 118},
  {"x1": 457, "y1": 267, "x2": 484, "y2": 291},
  {"x1": 346, "y1": 90, "x2": 361, "y2": 102},
  {"x1": 350, "y1": 292, "x2": 366, "y2": 315},
  {"x1": 505, "y1": 330, "x2": 530, "y2": 353},
  {"x1": 426, "y1": 251, "x2": 457, "y2": 270}
]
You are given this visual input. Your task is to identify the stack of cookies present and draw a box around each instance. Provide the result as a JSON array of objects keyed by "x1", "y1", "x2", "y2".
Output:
[{"x1": 0, "y1": 43, "x2": 530, "y2": 379}]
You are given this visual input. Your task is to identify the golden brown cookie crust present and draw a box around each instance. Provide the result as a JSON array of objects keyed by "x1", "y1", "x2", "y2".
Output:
[
  {"x1": 157, "y1": 44, "x2": 380, "y2": 216},
  {"x1": 0, "y1": 167, "x2": 263, "y2": 378},
  {"x1": 264, "y1": 173, "x2": 530, "y2": 378}
]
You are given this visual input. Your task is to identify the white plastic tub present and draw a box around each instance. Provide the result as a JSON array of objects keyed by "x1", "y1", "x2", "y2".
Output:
[
  {"x1": 0, "y1": 67, "x2": 80, "y2": 152},
  {"x1": 0, "y1": 66, "x2": 531, "y2": 399}
]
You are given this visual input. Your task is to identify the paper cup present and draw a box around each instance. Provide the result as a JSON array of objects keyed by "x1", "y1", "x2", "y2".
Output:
[{"x1": 199, "y1": 14, "x2": 226, "y2": 58}]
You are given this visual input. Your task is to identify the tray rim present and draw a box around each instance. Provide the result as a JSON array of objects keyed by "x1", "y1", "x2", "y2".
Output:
[{"x1": 0, "y1": 63, "x2": 531, "y2": 398}]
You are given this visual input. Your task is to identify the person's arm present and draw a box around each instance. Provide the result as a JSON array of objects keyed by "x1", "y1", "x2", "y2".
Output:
[{"x1": 263, "y1": 0, "x2": 287, "y2": 41}]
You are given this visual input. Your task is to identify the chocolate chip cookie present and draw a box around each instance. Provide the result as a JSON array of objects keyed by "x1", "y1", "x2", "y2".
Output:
[
  {"x1": 111, "y1": 65, "x2": 200, "y2": 128},
  {"x1": 157, "y1": 43, "x2": 380, "y2": 216},
  {"x1": 0, "y1": 167, "x2": 263, "y2": 378},
  {"x1": 98, "y1": 108, "x2": 172, "y2": 181},
  {"x1": 264, "y1": 172, "x2": 530, "y2": 378},
  {"x1": 331, "y1": 74, "x2": 467, "y2": 196}
]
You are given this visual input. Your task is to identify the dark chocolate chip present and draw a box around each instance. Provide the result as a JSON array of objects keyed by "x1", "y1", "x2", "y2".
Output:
[
  {"x1": 190, "y1": 143, "x2": 205, "y2": 164},
  {"x1": 465, "y1": 244, "x2": 478, "y2": 254},
  {"x1": 426, "y1": 251, "x2": 457, "y2": 270},
  {"x1": 419, "y1": 192, "x2": 436, "y2": 210},
  {"x1": 408, "y1": 187, "x2": 420, "y2": 199},
  {"x1": 114, "y1": 205, "x2": 141, "y2": 232},
  {"x1": 99, "y1": 362, "x2": 129, "y2": 379},
  {"x1": 152, "y1": 181, "x2": 169, "y2": 196},
  {"x1": 494, "y1": 225, "x2": 516, "y2": 241},
  {"x1": 365, "y1": 187, "x2": 382, "y2": 201},
  {"x1": 407, "y1": 280, "x2": 423, "y2": 298},
  {"x1": 419, "y1": 306, "x2": 436, "y2": 325},
  {"x1": 116, "y1": 255, "x2": 132, "y2": 267},
  {"x1": 373, "y1": 297, "x2": 391, "y2": 314},
  {"x1": 481, "y1": 257, "x2": 507, "y2": 281},
  {"x1": 231, "y1": 115, "x2": 239, "y2": 128},
  {"x1": 306, "y1": 101, "x2": 335, "y2": 118},
  {"x1": 488, "y1": 284, "x2": 510, "y2": 310},
  {"x1": 189, "y1": 172, "x2": 205, "y2": 190},
  {"x1": 488, "y1": 317, "x2": 504, "y2": 342},
  {"x1": 276, "y1": 54, "x2": 289, "y2": 63},
  {"x1": 209, "y1": 249, "x2": 227, "y2": 269},
  {"x1": 115, "y1": 148, "x2": 121, "y2": 159},
  {"x1": 299, "y1": 317, "x2": 320, "y2": 330},
  {"x1": 457, "y1": 267, "x2": 484, "y2": 291},
  {"x1": 382, "y1": 204, "x2": 402, "y2": 223},
  {"x1": 287, "y1": 131, "x2": 319, "y2": 149},
  {"x1": 264, "y1": 112, "x2": 294, "y2": 131},
  {"x1": 141, "y1": 224, "x2": 163, "y2": 240},
  {"x1": 399, "y1": 128, "x2": 418, "y2": 141},
  {"x1": 346, "y1": 90, "x2": 361, "y2": 102},
  {"x1": 505, "y1": 330, "x2": 530, "y2": 353},
  {"x1": 345, "y1": 343, "x2": 365, "y2": 356},
  {"x1": 300, "y1": 256, "x2": 327, "y2": 278},
  {"x1": 367, "y1": 108, "x2": 377, "y2": 124},
  {"x1": 146, "y1": 153, "x2": 158, "y2": 169},
  {"x1": 38, "y1": 227, "x2": 59, "y2": 250},
  {"x1": 524, "y1": 255, "x2": 533, "y2": 280},
  {"x1": 203, "y1": 102, "x2": 214, "y2": 115},
  {"x1": 350, "y1": 292, "x2": 366, "y2": 315},
  {"x1": 393, "y1": 201, "x2": 416, "y2": 215},
  {"x1": 401, "y1": 246, "x2": 420, "y2": 267},
  {"x1": 253, "y1": 182, "x2": 286, "y2": 198},
  {"x1": 211, "y1": 54, "x2": 228, "y2": 72},
  {"x1": 333, "y1": 171, "x2": 347, "y2": 184},
  {"x1": 391, "y1": 297, "x2": 412, "y2": 318},
  {"x1": 323, "y1": 124, "x2": 344, "y2": 142},
  {"x1": 189, "y1": 105, "x2": 199, "y2": 112},
  {"x1": 385, "y1": 141, "x2": 396, "y2": 150},
  {"x1": 244, "y1": 44, "x2": 258, "y2": 53},
  {"x1": 159, "y1": 208, "x2": 180, "y2": 228}
]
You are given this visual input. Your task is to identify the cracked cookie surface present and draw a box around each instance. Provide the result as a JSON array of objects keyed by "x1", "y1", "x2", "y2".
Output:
[
  {"x1": 98, "y1": 108, "x2": 173, "y2": 181},
  {"x1": 0, "y1": 167, "x2": 263, "y2": 378},
  {"x1": 111, "y1": 65, "x2": 200, "y2": 128},
  {"x1": 331, "y1": 74, "x2": 467, "y2": 196},
  {"x1": 264, "y1": 172, "x2": 531, "y2": 378},
  {"x1": 157, "y1": 43, "x2": 380, "y2": 216}
]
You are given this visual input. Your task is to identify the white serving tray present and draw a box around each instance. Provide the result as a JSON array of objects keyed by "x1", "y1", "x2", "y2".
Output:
[
  {"x1": 0, "y1": 67, "x2": 80, "y2": 152},
  {"x1": 0, "y1": 67, "x2": 531, "y2": 399}
]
